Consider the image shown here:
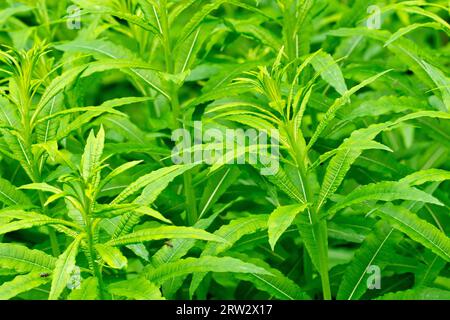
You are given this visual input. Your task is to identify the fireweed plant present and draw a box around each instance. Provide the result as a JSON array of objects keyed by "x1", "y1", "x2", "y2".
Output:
[{"x1": 0, "y1": 0, "x2": 449, "y2": 300}]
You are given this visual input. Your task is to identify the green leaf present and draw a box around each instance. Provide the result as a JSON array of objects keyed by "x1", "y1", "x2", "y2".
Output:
[
  {"x1": 266, "y1": 166, "x2": 305, "y2": 203},
  {"x1": 400, "y1": 169, "x2": 450, "y2": 186},
  {"x1": 176, "y1": 0, "x2": 226, "y2": 47},
  {"x1": 135, "y1": 207, "x2": 172, "y2": 224},
  {"x1": 33, "y1": 66, "x2": 87, "y2": 123},
  {"x1": 107, "y1": 226, "x2": 226, "y2": 247},
  {"x1": 0, "y1": 243, "x2": 56, "y2": 273},
  {"x1": 376, "y1": 287, "x2": 450, "y2": 300},
  {"x1": 152, "y1": 212, "x2": 220, "y2": 266},
  {"x1": 0, "y1": 272, "x2": 50, "y2": 300},
  {"x1": 233, "y1": 256, "x2": 310, "y2": 300},
  {"x1": 0, "y1": 178, "x2": 31, "y2": 206},
  {"x1": 35, "y1": 94, "x2": 64, "y2": 144},
  {"x1": 108, "y1": 277, "x2": 164, "y2": 300},
  {"x1": 416, "y1": 252, "x2": 446, "y2": 287},
  {"x1": 0, "y1": 129, "x2": 36, "y2": 180},
  {"x1": 198, "y1": 167, "x2": 240, "y2": 219},
  {"x1": 327, "y1": 181, "x2": 443, "y2": 216},
  {"x1": 49, "y1": 235, "x2": 83, "y2": 300},
  {"x1": 67, "y1": 277, "x2": 98, "y2": 300},
  {"x1": 376, "y1": 205, "x2": 450, "y2": 261},
  {"x1": 0, "y1": 217, "x2": 76, "y2": 235},
  {"x1": 308, "y1": 70, "x2": 391, "y2": 149},
  {"x1": 311, "y1": 51, "x2": 347, "y2": 95},
  {"x1": 151, "y1": 212, "x2": 220, "y2": 298},
  {"x1": 144, "y1": 256, "x2": 272, "y2": 285},
  {"x1": 99, "y1": 160, "x2": 143, "y2": 191},
  {"x1": 80, "y1": 126, "x2": 105, "y2": 183},
  {"x1": 268, "y1": 204, "x2": 308, "y2": 250},
  {"x1": 112, "y1": 164, "x2": 195, "y2": 205},
  {"x1": 384, "y1": 22, "x2": 442, "y2": 47},
  {"x1": 337, "y1": 222, "x2": 398, "y2": 300},
  {"x1": 54, "y1": 40, "x2": 169, "y2": 99},
  {"x1": 190, "y1": 214, "x2": 269, "y2": 297},
  {"x1": 110, "y1": 164, "x2": 197, "y2": 240},
  {"x1": 95, "y1": 244, "x2": 127, "y2": 270},
  {"x1": 19, "y1": 183, "x2": 62, "y2": 194},
  {"x1": 316, "y1": 148, "x2": 362, "y2": 212}
]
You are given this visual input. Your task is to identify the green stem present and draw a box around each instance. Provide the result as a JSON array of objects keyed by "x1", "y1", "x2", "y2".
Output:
[
  {"x1": 37, "y1": 173, "x2": 60, "y2": 257},
  {"x1": 287, "y1": 123, "x2": 331, "y2": 300},
  {"x1": 82, "y1": 196, "x2": 106, "y2": 299},
  {"x1": 86, "y1": 226, "x2": 105, "y2": 299},
  {"x1": 184, "y1": 172, "x2": 198, "y2": 225},
  {"x1": 303, "y1": 246, "x2": 313, "y2": 283},
  {"x1": 160, "y1": 0, "x2": 197, "y2": 225}
]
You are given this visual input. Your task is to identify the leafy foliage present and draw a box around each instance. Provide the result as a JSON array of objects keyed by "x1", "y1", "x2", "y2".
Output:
[{"x1": 0, "y1": 0, "x2": 449, "y2": 301}]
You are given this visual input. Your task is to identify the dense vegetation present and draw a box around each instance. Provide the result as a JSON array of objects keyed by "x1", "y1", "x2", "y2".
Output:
[{"x1": 0, "y1": 0, "x2": 449, "y2": 300}]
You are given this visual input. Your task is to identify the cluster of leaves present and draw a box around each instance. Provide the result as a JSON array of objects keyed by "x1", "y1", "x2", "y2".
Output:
[{"x1": 0, "y1": 0, "x2": 449, "y2": 300}]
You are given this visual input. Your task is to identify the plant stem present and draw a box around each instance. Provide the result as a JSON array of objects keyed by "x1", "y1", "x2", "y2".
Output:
[
  {"x1": 303, "y1": 246, "x2": 313, "y2": 283},
  {"x1": 287, "y1": 122, "x2": 331, "y2": 300},
  {"x1": 160, "y1": 0, "x2": 198, "y2": 225},
  {"x1": 86, "y1": 224, "x2": 105, "y2": 299},
  {"x1": 37, "y1": 191, "x2": 61, "y2": 256},
  {"x1": 184, "y1": 172, "x2": 198, "y2": 225},
  {"x1": 81, "y1": 195, "x2": 105, "y2": 299}
]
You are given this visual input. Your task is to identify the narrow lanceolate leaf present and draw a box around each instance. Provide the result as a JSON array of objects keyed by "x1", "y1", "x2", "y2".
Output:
[
  {"x1": 198, "y1": 167, "x2": 240, "y2": 219},
  {"x1": 0, "y1": 217, "x2": 75, "y2": 235},
  {"x1": 201, "y1": 215, "x2": 269, "y2": 257},
  {"x1": 111, "y1": 164, "x2": 197, "y2": 239},
  {"x1": 384, "y1": 22, "x2": 441, "y2": 47},
  {"x1": 177, "y1": 0, "x2": 226, "y2": 46},
  {"x1": 68, "y1": 277, "x2": 98, "y2": 300},
  {"x1": 416, "y1": 253, "x2": 446, "y2": 287},
  {"x1": 189, "y1": 215, "x2": 269, "y2": 297},
  {"x1": 266, "y1": 166, "x2": 305, "y2": 203},
  {"x1": 316, "y1": 148, "x2": 361, "y2": 212},
  {"x1": 54, "y1": 40, "x2": 169, "y2": 99},
  {"x1": 376, "y1": 287, "x2": 450, "y2": 300},
  {"x1": 268, "y1": 204, "x2": 308, "y2": 250},
  {"x1": 19, "y1": 183, "x2": 62, "y2": 194},
  {"x1": 107, "y1": 226, "x2": 225, "y2": 247},
  {"x1": 327, "y1": 181, "x2": 443, "y2": 216},
  {"x1": 144, "y1": 256, "x2": 272, "y2": 285},
  {"x1": 337, "y1": 222, "x2": 398, "y2": 300},
  {"x1": 108, "y1": 278, "x2": 164, "y2": 300},
  {"x1": 0, "y1": 178, "x2": 31, "y2": 206},
  {"x1": 95, "y1": 244, "x2": 127, "y2": 269},
  {"x1": 0, "y1": 243, "x2": 56, "y2": 273},
  {"x1": 152, "y1": 213, "x2": 220, "y2": 266},
  {"x1": 36, "y1": 94, "x2": 63, "y2": 144},
  {"x1": 420, "y1": 60, "x2": 450, "y2": 111},
  {"x1": 308, "y1": 70, "x2": 390, "y2": 149},
  {"x1": 310, "y1": 51, "x2": 347, "y2": 95},
  {"x1": 151, "y1": 212, "x2": 220, "y2": 298},
  {"x1": 234, "y1": 257, "x2": 310, "y2": 300},
  {"x1": 134, "y1": 165, "x2": 197, "y2": 206},
  {"x1": 80, "y1": 127, "x2": 105, "y2": 183},
  {"x1": 33, "y1": 66, "x2": 87, "y2": 122},
  {"x1": 296, "y1": 212, "x2": 329, "y2": 283},
  {"x1": 239, "y1": 271, "x2": 310, "y2": 300},
  {"x1": 400, "y1": 169, "x2": 450, "y2": 186},
  {"x1": 135, "y1": 207, "x2": 172, "y2": 224},
  {"x1": 376, "y1": 205, "x2": 450, "y2": 262},
  {"x1": 49, "y1": 235, "x2": 83, "y2": 300},
  {"x1": 112, "y1": 164, "x2": 195, "y2": 205},
  {"x1": 0, "y1": 272, "x2": 50, "y2": 300},
  {"x1": 99, "y1": 160, "x2": 143, "y2": 191},
  {"x1": 315, "y1": 111, "x2": 450, "y2": 212}
]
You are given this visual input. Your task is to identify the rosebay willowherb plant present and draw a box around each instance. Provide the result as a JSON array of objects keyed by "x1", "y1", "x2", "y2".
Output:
[{"x1": 0, "y1": 0, "x2": 449, "y2": 301}]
